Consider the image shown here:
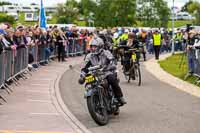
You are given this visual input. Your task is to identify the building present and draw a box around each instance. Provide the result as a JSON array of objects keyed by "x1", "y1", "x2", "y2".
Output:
[{"x1": 0, "y1": 4, "x2": 57, "y2": 13}]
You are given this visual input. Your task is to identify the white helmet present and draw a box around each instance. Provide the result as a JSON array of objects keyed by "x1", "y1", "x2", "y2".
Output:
[
  {"x1": 113, "y1": 32, "x2": 119, "y2": 39},
  {"x1": 124, "y1": 29, "x2": 129, "y2": 33}
]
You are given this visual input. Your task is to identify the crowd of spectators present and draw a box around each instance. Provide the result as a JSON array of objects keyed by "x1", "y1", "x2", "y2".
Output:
[{"x1": 0, "y1": 23, "x2": 96, "y2": 68}]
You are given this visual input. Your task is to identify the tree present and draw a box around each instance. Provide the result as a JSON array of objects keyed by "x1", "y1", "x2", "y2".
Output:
[
  {"x1": 137, "y1": 0, "x2": 170, "y2": 28},
  {"x1": 0, "y1": 14, "x2": 15, "y2": 24},
  {"x1": 181, "y1": 0, "x2": 194, "y2": 12},
  {"x1": 93, "y1": 0, "x2": 137, "y2": 27},
  {"x1": 0, "y1": 1, "x2": 12, "y2": 6},
  {"x1": 187, "y1": 1, "x2": 200, "y2": 25},
  {"x1": 55, "y1": 0, "x2": 79, "y2": 24},
  {"x1": 54, "y1": 0, "x2": 169, "y2": 27},
  {"x1": 78, "y1": 0, "x2": 97, "y2": 26}
]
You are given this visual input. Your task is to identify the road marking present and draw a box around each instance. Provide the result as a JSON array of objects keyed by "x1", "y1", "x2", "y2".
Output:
[
  {"x1": 32, "y1": 79, "x2": 52, "y2": 81},
  {"x1": 29, "y1": 113, "x2": 60, "y2": 116},
  {"x1": 30, "y1": 84, "x2": 49, "y2": 87},
  {"x1": 26, "y1": 90, "x2": 50, "y2": 94},
  {"x1": 27, "y1": 99, "x2": 51, "y2": 103},
  {"x1": 0, "y1": 130, "x2": 72, "y2": 133}
]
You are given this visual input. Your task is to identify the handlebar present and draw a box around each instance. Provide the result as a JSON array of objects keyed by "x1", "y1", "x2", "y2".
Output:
[
  {"x1": 128, "y1": 48, "x2": 141, "y2": 52},
  {"x1": 88, "y1": 65, "x2": 101, "y2": 71}
]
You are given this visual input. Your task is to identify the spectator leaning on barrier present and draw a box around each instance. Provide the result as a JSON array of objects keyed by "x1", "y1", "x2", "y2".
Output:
[
  {"x1": 0, "y1": 29, "x2": 15, "y2": 51},
  {"x1": 41, "y1": 30, "x2": 51, "y2": 63},
  {"x1": 26, "y1": 31, "x2": 35, "y2": 65},
  {"x1": 187, "y1": 30, "x2": 198, "y2": 74},
  {"x1": 13, "y1": 30, "x2": 25, "y2": 48},
  {"x1": 56, "y1": 30, "x2": 66, "y2": 62},
  {"x1": 153, "y1": 30, "x2": 162, "y2": 60},
  {"x1": 5, "y1": 29, "x2": 15, "y2": 48}
]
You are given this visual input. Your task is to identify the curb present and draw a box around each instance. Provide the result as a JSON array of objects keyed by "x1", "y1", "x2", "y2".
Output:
[
  {"x1": 50, "y1": 58, "x2": 92, "y2": 133},
  {"x1": 144, "y1": 53, "x2": 200, "y2": 98}
]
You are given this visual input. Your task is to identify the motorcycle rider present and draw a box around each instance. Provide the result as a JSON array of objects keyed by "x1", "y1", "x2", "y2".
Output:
[{"x1": 79, "y1": 36, "x2": 127, "y2": 105}]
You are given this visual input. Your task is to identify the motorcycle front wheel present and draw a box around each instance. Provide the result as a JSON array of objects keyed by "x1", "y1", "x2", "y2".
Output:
[{"x1": 87, "y1": 91, "x2": 109, "y2": 126}]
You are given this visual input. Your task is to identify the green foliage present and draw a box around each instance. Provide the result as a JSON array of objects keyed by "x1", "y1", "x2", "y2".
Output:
[
  {"x1": 57, "y1": 16, "x2": 70, "y2": 24},
  {"x1": 181, "y1": 0, "x2": 194, "y2": 12},
  {"x1": 79, "y1": 0, "x2": 137, "y2": 27},
  {"x1": 137, "y1": 0, "x2": 170, "y2": 28},
  {"x1": 187, "y1": 1, "x2": 200, "y2": 25},
  {"x1": 55, "y1": 0, "x2": 79, "y2": 24},
  {"x1": 55, "y1": 0, "x2": 170, "y2": 27},
  {"x1": 0, "y1": 13, "x2": 15, "y2": 24},
  {"x1": 159, "y1": 54, "x2": 188, "y2": 78},
  {"x1": 0, "y1": 1, "x2": 12, "y2": 6}
]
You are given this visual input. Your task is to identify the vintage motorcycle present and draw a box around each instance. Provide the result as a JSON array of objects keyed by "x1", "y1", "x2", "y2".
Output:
[{"x1": 78, "y1": 65, "x2": 121, "y2": 126}]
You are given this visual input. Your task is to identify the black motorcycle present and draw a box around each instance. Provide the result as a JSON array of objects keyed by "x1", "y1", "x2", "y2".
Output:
[{"x1": 79, "y1": 65, "x2": 121, "y2": 126}]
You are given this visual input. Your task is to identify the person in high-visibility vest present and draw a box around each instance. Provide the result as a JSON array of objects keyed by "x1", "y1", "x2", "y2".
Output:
[
  {"x1": 153, "y1": 30, "x2": 162, "y2": 60},
  {"x1": 112, "y1": 32, "x2": 120, "y2": 49},
  {"x1": 119, "y1": 29, "x2": 129, "y2": 42},
  {"x1": 174, "y1": 30, "x2": 183, "y2": 51},
  {"x1": 112, "y1": 32, "x2": 120, "y2": 61}
]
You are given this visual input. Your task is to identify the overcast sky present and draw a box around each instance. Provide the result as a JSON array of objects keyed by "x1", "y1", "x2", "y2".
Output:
[{"x1": 2, "y1": 0, "x2": 200, "y2": 8}]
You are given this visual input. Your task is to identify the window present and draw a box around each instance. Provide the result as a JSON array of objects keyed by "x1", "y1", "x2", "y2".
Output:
[
  {"x1": 26, "y1": 14, "x2": 32, "y2": 18},
  {"x1": 22, "y1": 7, "x2": 31, "y2": 10},
  {"x1": 8, "y1": 7, "x2": 15, "y2": 9}
]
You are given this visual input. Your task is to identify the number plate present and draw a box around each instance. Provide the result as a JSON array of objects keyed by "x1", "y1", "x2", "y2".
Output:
[
  {"x1": 85, "y1": 75, "x2": 95, "y2": 83},
  {"x1": 132, "y1": 53, "x2": 136, "y2": 60}
]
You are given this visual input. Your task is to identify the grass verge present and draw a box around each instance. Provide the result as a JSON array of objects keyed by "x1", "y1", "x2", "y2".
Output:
[{"x1": 158, "y1": 53, "x2": 199, "y2": 87}]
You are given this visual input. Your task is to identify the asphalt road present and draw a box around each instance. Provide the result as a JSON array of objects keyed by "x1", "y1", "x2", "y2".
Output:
[{"x1": 59, "y1": 61, "x2": 200, "y2": 133}]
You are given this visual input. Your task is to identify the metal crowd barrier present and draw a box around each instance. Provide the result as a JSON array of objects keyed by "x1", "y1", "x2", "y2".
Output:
[
  {"x1": 38, "y1": 44, "x2": 46, "y2": 63},
  {"x1": 0, "y1": 38, "x2": 87, "y2": 97},
  {"x1": 4, "y1": 50, "x2": 13, "y2": 81},
  {"x1": 187, "y1": 48, "x2": 200, "y2": 85},
  {"x1": 0, "y1": 52, "x2": 4, "y2": 88},
  {"x1": 193, "y1": 50, "x2": 200, "y2": 76},
  {"x1": 67, "y1": 38, "x2": 85, "y2": 56},
  {"x1": 13, "y1": 47, "x2": 28, "y2": 77}
]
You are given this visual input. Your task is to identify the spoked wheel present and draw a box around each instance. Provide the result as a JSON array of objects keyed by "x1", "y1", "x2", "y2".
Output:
[
  {"x1": 128, "y1": 66, "x2": 133, "y2": 83},
  {"x1": 134, "y1": 64, "x2": 141, "y2": 86},
  {"x1": 128, "y1": 63, "x2": 141, "y2": 86},
  {"x1": 87, "y1": 92, "x2": 109, "y2": 126},
  {"x1": 122, "y1": 66, "x2": 129, "y2": 82}
]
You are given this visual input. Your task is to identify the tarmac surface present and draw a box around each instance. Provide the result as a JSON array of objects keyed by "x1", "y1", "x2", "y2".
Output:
[{"x1": 60, "y1": 56, "x2": 200, "y2": 133}]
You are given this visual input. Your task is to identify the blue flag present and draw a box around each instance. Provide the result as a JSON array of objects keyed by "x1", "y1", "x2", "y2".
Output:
[{"x1": 39, "y1": 0, "x2": 47, "y2": 29}]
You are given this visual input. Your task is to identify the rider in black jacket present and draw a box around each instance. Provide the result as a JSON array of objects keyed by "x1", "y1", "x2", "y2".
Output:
[{"x1": 118, "y1": 32, "x2": 141, "y2": 73}]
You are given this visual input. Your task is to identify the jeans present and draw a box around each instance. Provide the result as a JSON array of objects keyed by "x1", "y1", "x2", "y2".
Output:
[
  {"x1": 188, "y1": 49, "x2": 195, "y2": 73},
  {"x1": 175, "y1": 41, "x2": 182, "y2": 51},
  {"x1": 45, "y1": 48, "x2": 51, "y2": 61}
]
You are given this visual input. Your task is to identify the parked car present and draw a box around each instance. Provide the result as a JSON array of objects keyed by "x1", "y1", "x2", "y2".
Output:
[{"x1": 176, "y1": 12, "x2": 195, "y2": 20}]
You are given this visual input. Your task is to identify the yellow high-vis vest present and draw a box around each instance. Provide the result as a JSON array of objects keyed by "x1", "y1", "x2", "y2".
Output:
[
  {"x1": 153, "y1": 34, "x2": 161, "y2": 46},
  {"x1": 120, "y1": 33, "x2": 128, "y2": 41}
]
